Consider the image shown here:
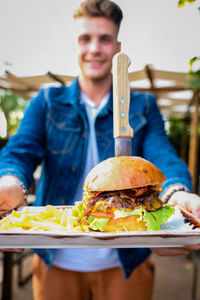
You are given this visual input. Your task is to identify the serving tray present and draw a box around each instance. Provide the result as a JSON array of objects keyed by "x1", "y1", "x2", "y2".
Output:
[{"x1": 0, "y1": 206, "x2": 199, "y2": 248}]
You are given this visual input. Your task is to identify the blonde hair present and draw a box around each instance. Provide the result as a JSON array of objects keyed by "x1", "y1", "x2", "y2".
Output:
[{"x1": 73, "y1": 0, "x2": 123, "y2": 31}]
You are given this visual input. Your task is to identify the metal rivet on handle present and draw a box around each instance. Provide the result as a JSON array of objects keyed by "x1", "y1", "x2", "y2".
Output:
[
  {"x1": 121, "y1": 112, "x2": 125, "y2": 118},
  {"x1": 120, "y1": 99, "x2": 125, "y2": 104},
  {"x1": 121, "y1": 127, "x2": 126, "y2": 132}
]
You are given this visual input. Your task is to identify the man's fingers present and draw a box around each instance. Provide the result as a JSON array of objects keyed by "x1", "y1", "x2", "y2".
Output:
[
  {"x1": 152, "y1": 247, "x2": 190, "y2": 256},
  {"x1": 169, "y1": 191, "x2": 200, "y2": 218},
  {"x1": 1, "y1": 248, "x2": 24, "y2": 252},
  {"x1": 152, "y1": 244, "x2": 200, "y2": 256},
  {"x1": 196, "y1": 208, "x2": 200, "y2": 218},
  {"x1": 185, "y1": 244, "x2": 200, "y2": 251}
]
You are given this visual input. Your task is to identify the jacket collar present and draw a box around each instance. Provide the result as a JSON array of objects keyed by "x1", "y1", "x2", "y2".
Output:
[
  {"x1": 97, "y1": 89, "x2": 113, "y2": 117},
  {"x1": 54, "y1": 77, "x2": 113, "y2": 114},
  {"x1": 53, "y1": 77, "x2": 80, "y2": 105}
]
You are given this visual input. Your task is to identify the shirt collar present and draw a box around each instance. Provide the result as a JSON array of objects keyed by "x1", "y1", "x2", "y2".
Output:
[
  {"x1": 51, "y1": 77, "x2": 114, "y2": 114},
  {"x1": 80, "y1": 91, "x2": 110, "y2": 110}
]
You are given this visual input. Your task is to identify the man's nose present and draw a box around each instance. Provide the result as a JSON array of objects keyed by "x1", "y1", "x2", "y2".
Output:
[{"x1": 89, "y1": 39, "x2": 100, "y2": 52}]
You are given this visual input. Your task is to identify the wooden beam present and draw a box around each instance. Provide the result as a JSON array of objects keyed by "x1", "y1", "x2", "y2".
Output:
[
  {"x1": 145, "y1": 64, "x2": 155, "y2": 89},
  {"x1": 188, "y1": 91, "x2": 200, "y2": 192},
  {"x1": 152, "y1": 69, "x2": 188, "y2": 85},
  {"x1": 128, "y1": 69, "x2": 146, "y2": 81},
  {"x1": 5, "y1": 71, "x2": 39, "y2": 91},
  {"x1": 157, "y1": 98, "x2": 191, "y2": 106},
  {"x1": 130, "y1": 86, "x2": 187, "y2": 92},
  {"x1": 47, "y1": 72, "x2": 66, "y2": 86}
]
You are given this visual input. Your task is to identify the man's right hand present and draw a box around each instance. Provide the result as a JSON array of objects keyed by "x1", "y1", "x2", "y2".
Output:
[
  {"x1": 0, "y1": 175, "x2": 26, "y2": 211},
  {"x1": 0, "y1": 175, "x2": 26, "y2": 252}
]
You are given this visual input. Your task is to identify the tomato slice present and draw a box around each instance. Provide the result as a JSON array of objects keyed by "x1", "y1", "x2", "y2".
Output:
[{"x1": 90, "y1": 211, "x2": 114, "y2": 218}]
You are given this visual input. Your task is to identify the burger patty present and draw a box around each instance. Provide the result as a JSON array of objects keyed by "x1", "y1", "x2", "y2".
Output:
[{"x1": 84, "y1": 186, "x2": 163, "y2": 213}]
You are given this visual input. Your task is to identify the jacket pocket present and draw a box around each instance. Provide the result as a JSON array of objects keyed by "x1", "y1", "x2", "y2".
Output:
[{"x1": 46, "y1": 107, "x2": 82, "y2": 154}]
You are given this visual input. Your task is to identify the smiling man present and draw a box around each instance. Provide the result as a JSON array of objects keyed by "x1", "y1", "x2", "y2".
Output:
[
  {"x1": 0, "y1": 1, "x2": 200, "y2": 300},
  {"x1": 73, "y1": 7, "x2": 121, "y2": 104}
]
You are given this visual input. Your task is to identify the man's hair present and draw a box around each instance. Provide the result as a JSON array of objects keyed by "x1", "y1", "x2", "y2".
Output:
[{"x1": 73, "y1": 0, "x2": 123, "y2": 31}]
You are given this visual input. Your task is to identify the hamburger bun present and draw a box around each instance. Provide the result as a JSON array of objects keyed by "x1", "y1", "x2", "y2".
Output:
[{"x1": 84, "y1": 156, "x2": 166, "y2": 192}]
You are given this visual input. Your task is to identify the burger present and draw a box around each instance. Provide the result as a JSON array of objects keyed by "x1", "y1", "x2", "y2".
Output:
[{"x1": 76, "y1": 156, "x2": 175, "y2": 232}]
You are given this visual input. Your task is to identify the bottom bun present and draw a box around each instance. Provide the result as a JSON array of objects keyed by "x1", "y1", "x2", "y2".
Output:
[{"x1": 103, "y1": 215, "x2": 147, "y2": 232}]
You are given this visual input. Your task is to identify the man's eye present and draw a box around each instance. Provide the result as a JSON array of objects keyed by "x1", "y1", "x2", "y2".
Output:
[
  {"x1": 101, "y1": 36, "x2": 112, "y2": 43},
  {"x1": 79, "y1": 35, "x2": 90, "y2": 44}
]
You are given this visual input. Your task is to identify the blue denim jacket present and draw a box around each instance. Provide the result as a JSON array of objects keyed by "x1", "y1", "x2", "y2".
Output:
[{"x1": 0, "y1": 78, "x2": 191, "y2": 278}]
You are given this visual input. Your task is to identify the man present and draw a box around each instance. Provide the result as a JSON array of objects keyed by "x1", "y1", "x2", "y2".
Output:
[{"x1": 0, "y1": 0, "x2": 200, "y2": 299}]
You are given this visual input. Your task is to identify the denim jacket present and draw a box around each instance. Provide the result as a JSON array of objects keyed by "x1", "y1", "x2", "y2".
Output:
[{"x1": 0, "y1": 78, "x2": 191, "y2": 278}]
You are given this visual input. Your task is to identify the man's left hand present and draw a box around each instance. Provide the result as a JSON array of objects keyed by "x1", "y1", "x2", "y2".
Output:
[
  {"x1": 152, "y1": 191, "x2": 200, "y2": 256},
  {"x1": 168, "y1": 191, "x2": 200, "y2": 218},
  {"x1": 152, "y1": 244, "x2": 200, "y2": 256}
]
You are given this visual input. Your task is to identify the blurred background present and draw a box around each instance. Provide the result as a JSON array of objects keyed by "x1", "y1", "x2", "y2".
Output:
[
  {"x1": 0, "y1": 0, "x2": 200, "y2": 299},
  {"x1": 0, "y1": 0, "x2": 200, "y2": 75}
]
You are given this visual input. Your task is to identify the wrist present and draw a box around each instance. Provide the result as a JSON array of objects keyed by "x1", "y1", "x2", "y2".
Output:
[
  {"x1": 0, "y1": 176, "x2": 28, "y2": 203},
  {"x1": 161, "y1": 185, "x2": 189, "y2": 204},
  {"x1": 14, "y1": 180, "x2": 28, "y2": 203}
]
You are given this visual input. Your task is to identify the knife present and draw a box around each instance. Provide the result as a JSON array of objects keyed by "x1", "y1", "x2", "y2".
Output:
[{"x1": 112, "y1": 53, "x2": 133, "y2": 156}]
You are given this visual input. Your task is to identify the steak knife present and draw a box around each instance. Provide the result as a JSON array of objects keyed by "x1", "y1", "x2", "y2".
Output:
[{"x1": 112, "y1": 53, "x2": 133, "y2": 156}]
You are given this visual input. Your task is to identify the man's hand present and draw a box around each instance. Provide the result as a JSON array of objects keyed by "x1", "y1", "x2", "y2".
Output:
[
  {"x1": 152, "y1": 244, "x2": 200, "y2": 256},
  {"x1": 0, "y1": 175, "x2": 26, "y2": 211},
  {"x1": 0, "y1": 175, "x2": 26, "y2": 252},
  {"x1": 168, "y1": 191, "x2": 200, "y2": 218},
  {"x1": 152, "y1": 191, "x2": 200, "y2": 256}
]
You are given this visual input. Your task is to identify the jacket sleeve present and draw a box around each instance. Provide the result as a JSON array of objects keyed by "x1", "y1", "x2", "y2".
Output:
[
  {"x1": 142, "y1": 94, "x2": 192, "y2": 193},
  {"x1": 0, "y1": 89, "x2": 47, "y2": 189}
]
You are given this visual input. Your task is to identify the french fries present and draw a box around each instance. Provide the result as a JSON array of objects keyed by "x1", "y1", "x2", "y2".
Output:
[{"x1": 0, "y1": 205, "x2": 83, "y2": 233}]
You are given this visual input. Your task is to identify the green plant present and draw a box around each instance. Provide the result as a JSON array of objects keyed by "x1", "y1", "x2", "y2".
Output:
[
  {"x1": 187, "y1": 57, "x2": 200, "y2": 91},
  {"x1": 0, "y1": 89, "x2": 29, "y2": 137},
  {"x1": 178, "y1": 1, "x2": 200, "y2": 91},
  {"x1": 178, "y1": 0, "x2": 200, "y2": 11}
]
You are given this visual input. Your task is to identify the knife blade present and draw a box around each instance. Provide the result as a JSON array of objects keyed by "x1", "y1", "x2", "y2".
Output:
[{"x1": 112, "y1": 53, "x2": 133, "y2": 156}]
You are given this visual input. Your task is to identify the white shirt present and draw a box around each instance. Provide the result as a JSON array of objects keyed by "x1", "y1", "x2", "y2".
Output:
[{"x1": 52, "y1": 92, "x2": 121, "y2": 272}]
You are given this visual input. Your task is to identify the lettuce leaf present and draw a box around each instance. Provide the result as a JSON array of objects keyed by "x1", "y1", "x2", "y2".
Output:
[
  {"x1": 88, "y1": 217, "x2": 110, "y2": 231},
  {"x1": 144, "y1": 206, "x2": 175, "y2": 230},
  {"x1": 71, "y1": 201, "x2": 83, "y2": 218},
  {"x1": 87, "y1": 215, "x2": 94, "y2": 223},
  {"x1": 71, "y1": 201, "x2": 175, "y2": 231},
  {"x1": 114, "y1": 205, "x2": 175, "y2": 230}
]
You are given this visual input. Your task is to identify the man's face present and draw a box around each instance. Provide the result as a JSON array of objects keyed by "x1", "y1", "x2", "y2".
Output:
[{"x1": 74, "y1": 17, "x2": 121, "y2": 81}]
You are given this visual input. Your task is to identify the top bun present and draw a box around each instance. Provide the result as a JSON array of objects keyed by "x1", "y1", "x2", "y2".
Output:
[{"x1": 84, "y1": 156, "x2": 166, "y2": 192}]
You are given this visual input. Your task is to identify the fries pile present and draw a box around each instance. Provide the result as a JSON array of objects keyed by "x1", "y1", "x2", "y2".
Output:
[{"x1": 0, "y1": 205, "x2": 82, "y2": 233}]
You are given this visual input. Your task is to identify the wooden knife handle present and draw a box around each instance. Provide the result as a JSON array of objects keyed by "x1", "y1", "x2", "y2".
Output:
[{"x1": 112, "y1": 53, "x2": 134, "y2": 138}]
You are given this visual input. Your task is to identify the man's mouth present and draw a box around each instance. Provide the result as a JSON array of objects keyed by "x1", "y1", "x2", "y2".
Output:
[{"x1": 85, "y1": 60, "x2": 105, "y2": 66}]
